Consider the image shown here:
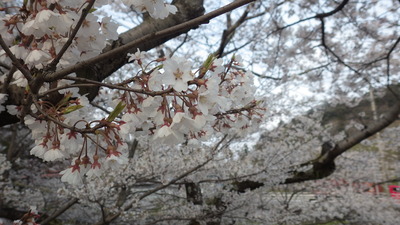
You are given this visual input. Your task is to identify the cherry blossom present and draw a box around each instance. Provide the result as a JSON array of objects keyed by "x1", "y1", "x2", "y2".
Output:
[
  {"x1": 101, "y1": 17, "x2": 119, "y2": 40},
  {"x1": 0, "y1": 0, "x2": 263, "y2": 189},
  {"x1": 104, "y1": 145, "x2": 129, "y2": 170},
  {"x1": 86, "y1": 155, "x2": 103, "y2": 178},
  {"x1": 60, "y1": 161, "x2": 84, "y2": 186},
  {"x1": 122, "y1": 0, "x2": 177, "y2": 19},
  {"x1": 43, "y1": 146, "x2": 65, "y2": 162},
  {"x1": 162, "y1": 56, "x2": 193, "y2": 92}
]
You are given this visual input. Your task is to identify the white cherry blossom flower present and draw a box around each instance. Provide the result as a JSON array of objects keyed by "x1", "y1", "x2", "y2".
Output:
[
  {"x1": 101, "y1": 17, "x2": 119, "y2": 40},
  {"x1": 122, "y1": 0, "x2": 177, "y2": 19},
  {"x1": 10, "y1": 71, "x2": 28, "y2": 87},
  {"x1": 43, "y1": 146, "x2": 65, "y2": 161},
  {"x1": 13, "y1": 219, "x2": 23, "y2": 225},
  {"x1": 9, "y1": 45, "x2": 28, "y2": 60},
  {"x1": 30, "y1": 144, "x2": 47, "y2": 158},
  {"x1": 128, "y1": 48, "x2": 146, "y2": 62},
  {"x1": 86, "y1": 155, "x2": 103, "y2": 178},
  {"x1": 154, "y1": 124, "x2": 184, "y2": 144},
  {"x1": 104, "y1": 148, "x2": 129, "y2": 170},
  {"x1": 60, "y1": 132, "x2": 82, "y2": 156},
  {"x1": 0, "y1": 18, "x2": 14, "y2": 45},
  {"x1": 60, "y1": 164, "x2": 83, "y2": 186},
  {"x1": 148, "y1": 70, "x2": 164, "y2": 91},
  {"x1": 162, "y1": 56, "x2": 193, "y2": 92},
  {"x1": 77, "y1": 13, "x2": 100, "y2": 38},
  {"x1": 6, "y1": 105, "x2": 21, "y2": 116},
  {"x1": 25, "y1": 49, "x2": 51, "y2": 69}
]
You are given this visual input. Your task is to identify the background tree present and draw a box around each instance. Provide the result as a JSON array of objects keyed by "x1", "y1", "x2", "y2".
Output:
[{"x1": 0, "y1": 0, "x2": 400, "y2": 224}]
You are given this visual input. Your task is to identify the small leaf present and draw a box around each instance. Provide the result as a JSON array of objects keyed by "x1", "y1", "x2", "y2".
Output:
[
  {"x1": 89, "y1": 8, "x2": 97, "y2": 13},
  {"x1": 106, "y1": 101, "x2": 126, "y2": 122},
  {"x1": 200, "y1": 54, "x2": 216, "y2": 75},
  {"x1": 57, "y1": 93, "x2": 73, "y2": 108},
  {"x1": 63, "y1": 105, "x2": 84, "y2": 114}
]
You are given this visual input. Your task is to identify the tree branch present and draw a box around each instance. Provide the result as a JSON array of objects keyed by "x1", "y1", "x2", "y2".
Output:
[{"x1": 39, "y1": 198, "x2": 79, "y2": 225}]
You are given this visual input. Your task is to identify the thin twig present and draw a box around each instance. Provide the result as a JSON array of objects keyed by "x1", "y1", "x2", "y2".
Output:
[
  {"x1": 90, "y1": 102, "x2": 112, "y2": 114},
  {"x1": 385, "y1": 36, "x2": 400, "y2": 84},
  {"x1": 62, "y1": 76, "x2": 174, "y2": 96},
  {"x1": 45, "y1": 0, "x2": 96, "y2": 71},
  {"x1": 0, "y1": 35, "x2": 33, "y2": 81},
  {"x1": 39, "y1": 198, "x2": 79, "y2": 225},
  {"x1": 170, "y1": 33, "x2": 189, "y2": 57}
]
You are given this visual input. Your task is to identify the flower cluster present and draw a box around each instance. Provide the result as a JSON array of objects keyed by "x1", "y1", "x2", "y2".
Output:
[
  {"x1": 21, "y1": 52, "x2": 263, "y2": 185},
  {"x1": 0, "y1": 1, "x2": 114, "y2": 72},
  {"x1": 119, "y1": 53, "x2": 263, "y2": 145},
  {"x1": 0, "y1": 0, "x2": 176, "y2": 74},
  {"x1": 0, "y1": 1, "x2": 264, "y2": 186}
]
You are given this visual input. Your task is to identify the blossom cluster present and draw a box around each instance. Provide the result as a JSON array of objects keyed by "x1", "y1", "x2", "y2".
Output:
[
  {"x1": 119, "y1": 53, "x2": 262, "y2": 145},
  {"x1": 0, "y1": 0, "x2": 263, "y2": 186},
  {"x1": 0, "y1": 0, "x2": 176, "y2": 73},
  {"x1": 22, "y1": 52, "x2": 262, "y2": 185}
]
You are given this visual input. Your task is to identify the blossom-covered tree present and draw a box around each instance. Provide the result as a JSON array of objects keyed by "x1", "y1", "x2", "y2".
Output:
[{"x1": 0, "y1": 0, "x2": 399, "y2": 224}]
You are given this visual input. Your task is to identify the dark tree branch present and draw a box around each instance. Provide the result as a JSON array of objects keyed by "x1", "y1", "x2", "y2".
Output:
[
  {"x1": 362, "y1": 177, "x2": 400, "y2": 192},
  {"x1": 215, "y1": 3, "x2": 268, "y2": 58},
  {"x1": 0, "y1": 61, "x2": 11, "y2": 70},
  {"x1": 169, "y1": 33, "x2": 189, "y2": 57},
  {"x1": 385, "y1": 36, "x2": 400, "y2": 84},
  {"x1": 37, "y1": 198, "x2": 79, "y2": 225},
  {"x1": 315, "y1": 0, "x2": 349, "y2": 19},
  {"x1": 215, "y1": 4, "x2": 252, "y2": 57},
  {"x1": 273, "y1": 0, "x2": 349, "y2": 33},
  {"x1": 1, "y1": 65, "x2": 16, "y2": 93}
]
